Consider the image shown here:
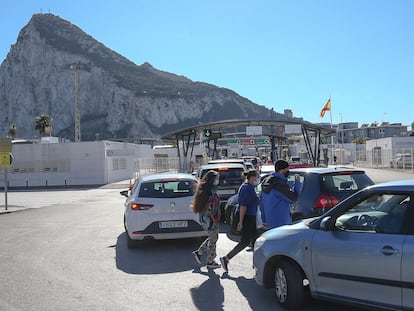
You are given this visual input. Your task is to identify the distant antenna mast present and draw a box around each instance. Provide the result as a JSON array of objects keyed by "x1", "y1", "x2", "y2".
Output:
[{"x1": 69, "y1": 65, "x2": 83, "y2": 142}]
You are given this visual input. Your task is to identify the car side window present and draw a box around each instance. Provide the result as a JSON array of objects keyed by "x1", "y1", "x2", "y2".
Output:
[
  {"x1": 287, "y1": 174, "x2": 304, "y2": 191},
  {"x1": 335, "y1": 193, "x2": 410, "y2": 234},
  {"x1": 402, "y1": 205, "x2": 414, "y2": 235}
]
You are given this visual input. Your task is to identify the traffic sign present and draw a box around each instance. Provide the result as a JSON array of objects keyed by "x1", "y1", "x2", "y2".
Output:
[
  {"x1": 0, "y1": 138, "x2": 12, "y2": 153},
  {"x1": 0, "y1": 152, "x2": 12, "y2": 168},
  {"x1": 227, "y1": 139, "x2": 241, "y2": 145}
]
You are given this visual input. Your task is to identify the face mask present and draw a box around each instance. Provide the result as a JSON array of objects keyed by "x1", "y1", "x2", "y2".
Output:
[
  {"x1": 214, "y1": 179, "x2": 219, "y2": 186},
  {"x1": 284, "y1": 170, "x2": 290, "y2": 177},
  {"x1": 253, "y1": 178, "x2": 260, "y2": 186}
]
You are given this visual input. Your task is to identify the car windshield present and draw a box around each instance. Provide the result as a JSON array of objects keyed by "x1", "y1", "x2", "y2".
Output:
[
  {"x1": 138, "y1": 180, "x2": 196, "y2": 198},
  {"x1": 200, "y1": 168, "x2": 244, "y2": 186},
  {"x1": 319, "y1": 172, "x2": 373, "y2": 193},
  {"x1": 335, "y1": 193, "x2": 411, "y2": 233}
]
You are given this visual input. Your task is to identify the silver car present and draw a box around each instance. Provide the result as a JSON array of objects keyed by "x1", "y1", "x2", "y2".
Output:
[{"x1": 253, "y1": 179, "x2": 414, "y2": 310}]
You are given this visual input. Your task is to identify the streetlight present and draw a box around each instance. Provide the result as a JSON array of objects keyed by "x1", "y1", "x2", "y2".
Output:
[
  {"x1": 68, "y1": 64, "x2": 83, "y2": 142},
  {"x1": 339, "y1": 113, "x2": 344, "y2": 149},
  {"x1": 382, "y1": 112, "x2": 387, "y2": 124},
  {"x1": 381, "y1": 112, "x2": 387, "y2": 138}
]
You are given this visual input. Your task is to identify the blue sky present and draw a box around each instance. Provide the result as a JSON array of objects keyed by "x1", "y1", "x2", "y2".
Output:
[{"x1": 1, "y1": 0, "x2": 413, "y2": 128}]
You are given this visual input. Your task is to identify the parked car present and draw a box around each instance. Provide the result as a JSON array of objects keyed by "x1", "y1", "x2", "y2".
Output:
[
  {"x1": 207, "y1": 158, "x2": 248, "y2": 170},
  {"x1": 253, "y1": 179, "x2": 414, "y2": 310},
  {"x1": 121, "y1": 172, "x2": 206, "y2": 248},
  {"x1": 197, "y1": 163, "x2": 245, "y2": 213},
  {"x1": 288, "y1": 156, "x2": 313, "y2": 169},
  {"x1": 259, "y1": 164, "x2": 275, "y2": 179},
  {"x1": 288, "y1": 167, "x2": 374, "y2": 221},
  {"x1": 390, "y1": 153, "x2": 413, "y2": 168},
  {"x1": 224, "y1": 183, "x2": 262, "y2": 234},
  {"x1": 226, "y1": 166, "x2": 374, "y2": 230}
]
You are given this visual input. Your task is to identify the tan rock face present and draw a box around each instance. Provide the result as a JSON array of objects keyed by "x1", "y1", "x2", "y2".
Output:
[{"x1": 0, "y1": 14, "x2": 283, "y2": 141}]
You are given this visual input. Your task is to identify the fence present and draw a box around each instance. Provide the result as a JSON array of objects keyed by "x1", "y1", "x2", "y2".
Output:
[
  {"x1": 133, "y1": 157, "x2": 181, "y2": 180},
  {"x1": 355, "y1": 148, "x2": 414, "y2": 171}
]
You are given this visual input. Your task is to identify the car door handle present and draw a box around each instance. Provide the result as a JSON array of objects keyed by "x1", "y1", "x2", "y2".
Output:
[{"x1": 381, "y1": 245, "x2": 399, "y2": 256}]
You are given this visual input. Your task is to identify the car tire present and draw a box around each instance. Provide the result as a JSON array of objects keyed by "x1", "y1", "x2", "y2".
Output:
[
  {"x1": 274, "y1": 260, "x2": 308, "y2": 309},
  {"x1": 230, "y1": 208, "x2": 240, "y2": 235},
  {"x1": 225, "y1": 204, "x2": 234, "y2": 224}
]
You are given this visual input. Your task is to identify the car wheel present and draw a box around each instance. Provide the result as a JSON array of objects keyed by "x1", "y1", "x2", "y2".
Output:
[
  {"x1": 274, "y1": 260, "x2": 307, "y2": 309},
  {"x1": 225, "y1": 205, "x2": 234, "y2": 224},
  {"x1": 230, "y1": 208, "x2": 240, "y2": 235}
]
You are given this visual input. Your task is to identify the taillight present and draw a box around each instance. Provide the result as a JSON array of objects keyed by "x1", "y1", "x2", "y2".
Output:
[
  {"x1": 314, "y1": 195, "x2": 340, "y2": 209},
  {"x1": 131, "y1": 203, "x2": 154, "y2": 210}
]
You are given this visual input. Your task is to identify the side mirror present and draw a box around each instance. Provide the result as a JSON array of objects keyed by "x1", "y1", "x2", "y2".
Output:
[
  {"x1": 120, "y1": 190, "x2": 129, "y2": 198},
  {"x1": 320, "y1": 216, "x2": 334, "y2": 231}
]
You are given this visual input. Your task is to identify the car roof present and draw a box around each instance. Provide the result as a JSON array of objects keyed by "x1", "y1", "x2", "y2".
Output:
[
  {"x1": 199, "y1": 163, "x2": 246, "y2": 172},
  {"x1": 140, "y1": 172, "x2": 197, "y2": 182},
  {"x1": 208, "y1": 159, "x2": 246, "y2": 164},
  {"x1": 368, "y1": 179, "x2": 414, "y2": 190},
  {"x1": 290, "y1": 166, "x2": 366, "y2": 174}
]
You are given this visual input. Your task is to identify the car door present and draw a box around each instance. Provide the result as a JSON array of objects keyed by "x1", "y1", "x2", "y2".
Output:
[
  {"x1": 311, "y1": 193, "x2": 407, "y2": 309},
  {"x1": 402, "y1": 205, "x2": 414, "y2": 310}
]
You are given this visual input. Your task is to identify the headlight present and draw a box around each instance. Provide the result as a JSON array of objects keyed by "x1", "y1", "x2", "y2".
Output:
[{"x1": 254, "y1": 236, "x2": 267, "y2": 251}]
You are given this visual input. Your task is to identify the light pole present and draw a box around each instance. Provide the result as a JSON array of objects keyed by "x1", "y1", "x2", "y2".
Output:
[
  {"x1": 339, "y1": 113, "x2": 344, "y2": 149},
  {"x1": 381, "y1": 112, "x2": 387, "y2": 139},
  {"x1": 69, "y1": 64, "x2": 83, "y2": 142}
]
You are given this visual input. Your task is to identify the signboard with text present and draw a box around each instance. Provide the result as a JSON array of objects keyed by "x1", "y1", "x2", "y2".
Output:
[
  {"x1": 246, "y1": 126, "x2": 263, "y2": 136},
  {"x1": 226, "y1": 139, "x2": 269, "y2": 146}
]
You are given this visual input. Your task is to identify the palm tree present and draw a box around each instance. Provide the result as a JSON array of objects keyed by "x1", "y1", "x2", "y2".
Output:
[
  {"x1": 34, "y1": 114, "x2": 52, "y2": 137},
  {"x1": 8, "y1": 124, "x2": 17, "y2": 140}
]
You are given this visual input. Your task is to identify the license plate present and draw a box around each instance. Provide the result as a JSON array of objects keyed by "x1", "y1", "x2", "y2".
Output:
[
  {"x1": 159, "y1": 221, "x2": 188, "y2": 229},
  {"x1": 217, "y1": 189, "x2": 235, "y2": 195}
]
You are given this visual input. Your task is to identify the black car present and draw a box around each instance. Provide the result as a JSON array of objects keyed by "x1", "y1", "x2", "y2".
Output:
[
  {"x1": 225, "y1": 167, "x2": 374, "y2": 230},
  {"x1": 197, "y1": 163, "x2": 245, "y2": 216}
]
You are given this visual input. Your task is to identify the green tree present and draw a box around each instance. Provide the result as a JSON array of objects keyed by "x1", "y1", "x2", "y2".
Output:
[
  {"x1": 8, "y1": 124, "x2": 17, "y2": 140},
  {"x1": 34, "y1": 114, "x2": 52, "y2": 137}
]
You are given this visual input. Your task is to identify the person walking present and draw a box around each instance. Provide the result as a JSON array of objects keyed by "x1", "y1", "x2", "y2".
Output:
[
  {"x1": 191, "y1": 170, "x2": 221, "y2": 269},
  {"x1": 260, "y1": 159, "x2": 301, "y2": 229},
  {"x1": 220, "y1": 169, "x2": 260, "y2": 272}
]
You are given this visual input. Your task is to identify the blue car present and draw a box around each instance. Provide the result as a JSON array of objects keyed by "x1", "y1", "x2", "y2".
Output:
[{"x1": 253, "y1": 179, "x2": 414, "y2": 310}]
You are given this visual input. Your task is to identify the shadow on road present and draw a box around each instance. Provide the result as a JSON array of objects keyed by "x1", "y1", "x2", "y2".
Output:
[
  {"x1": 115, "y1": 232, "x2": 203, "y2": 274},
  {"x1": 190, "y1": 268, "x2": 224, "y2": 311}
]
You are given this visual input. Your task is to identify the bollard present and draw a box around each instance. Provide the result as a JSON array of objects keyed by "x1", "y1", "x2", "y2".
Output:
[
  {"x1": 65, "y1": 179, "x2": 67, "y2": 187},
  {"x1": 46, "y1": 179, "x2": 48, "y2": 187},
  {"x1": 26, "y1": 179, "x2": 28, "y2": 188}
]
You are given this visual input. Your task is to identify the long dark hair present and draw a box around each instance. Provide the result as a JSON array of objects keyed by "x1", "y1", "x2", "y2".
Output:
[{"x1": 191, "y1": 170, "x2": 218, "y2": 213}]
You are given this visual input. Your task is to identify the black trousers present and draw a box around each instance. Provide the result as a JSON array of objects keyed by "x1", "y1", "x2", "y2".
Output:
[{"x1": 226, "y1": 215, "x2": 257, "y2": 260}]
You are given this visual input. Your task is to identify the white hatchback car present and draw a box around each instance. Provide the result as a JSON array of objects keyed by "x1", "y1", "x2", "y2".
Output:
[{"x1": 121, "y1": 173, "x2": 207, "y2": 248}]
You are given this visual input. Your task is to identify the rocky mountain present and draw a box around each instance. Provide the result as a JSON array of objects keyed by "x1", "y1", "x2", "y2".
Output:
[{"x1": 0, "y1": 13, "x2": 295, "y2": 141}]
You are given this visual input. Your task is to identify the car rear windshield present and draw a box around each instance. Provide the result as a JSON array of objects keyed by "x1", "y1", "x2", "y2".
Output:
[
  {"x1": 319, "y1": 172, "x2": 373, "y2": 193},
  {"x1": 200, "y1": 168, "x2": 244, "y2": 186},
  {"x1": 139, "y1": 180, "x2": 196, "y2": 198}
]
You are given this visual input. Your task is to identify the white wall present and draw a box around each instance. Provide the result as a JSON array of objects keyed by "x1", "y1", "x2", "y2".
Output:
[{"x1": 0, "y1": 141, "x2": 153, "y2": 188}]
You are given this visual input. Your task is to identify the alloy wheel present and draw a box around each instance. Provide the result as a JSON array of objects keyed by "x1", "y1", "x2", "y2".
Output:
[{"x1": 275, "y1": 267, "x2": 288, "y2": 303}]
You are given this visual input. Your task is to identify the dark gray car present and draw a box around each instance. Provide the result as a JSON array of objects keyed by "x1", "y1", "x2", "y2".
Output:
[{"x1": 288, "y1": 167, "x2": 374, "y2": 221}]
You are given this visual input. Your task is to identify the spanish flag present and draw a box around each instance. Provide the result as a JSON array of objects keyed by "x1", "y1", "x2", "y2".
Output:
[{"x1": 320, "y1": 98, "x2": 331, "y2": 118}]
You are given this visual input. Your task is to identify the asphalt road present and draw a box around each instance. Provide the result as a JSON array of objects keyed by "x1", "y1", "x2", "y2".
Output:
[{"x1": 0, "y1": 167, "x2": 412, "y2": 310}]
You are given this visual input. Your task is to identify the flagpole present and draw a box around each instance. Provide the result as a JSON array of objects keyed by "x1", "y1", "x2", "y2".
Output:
[{"x1": 329, "y1": 97, "x2": 334, "y2": 166}]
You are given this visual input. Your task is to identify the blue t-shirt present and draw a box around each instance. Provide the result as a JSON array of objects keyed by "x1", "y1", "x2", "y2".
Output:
[{"x1": 237, "y1": 182, "x2": 259, "y2": 216}]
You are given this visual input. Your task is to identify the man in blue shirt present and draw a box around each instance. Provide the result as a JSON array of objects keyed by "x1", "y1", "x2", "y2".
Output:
[{"x1": 261, "y1": 159, "x2": 301, "y2": 229}]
